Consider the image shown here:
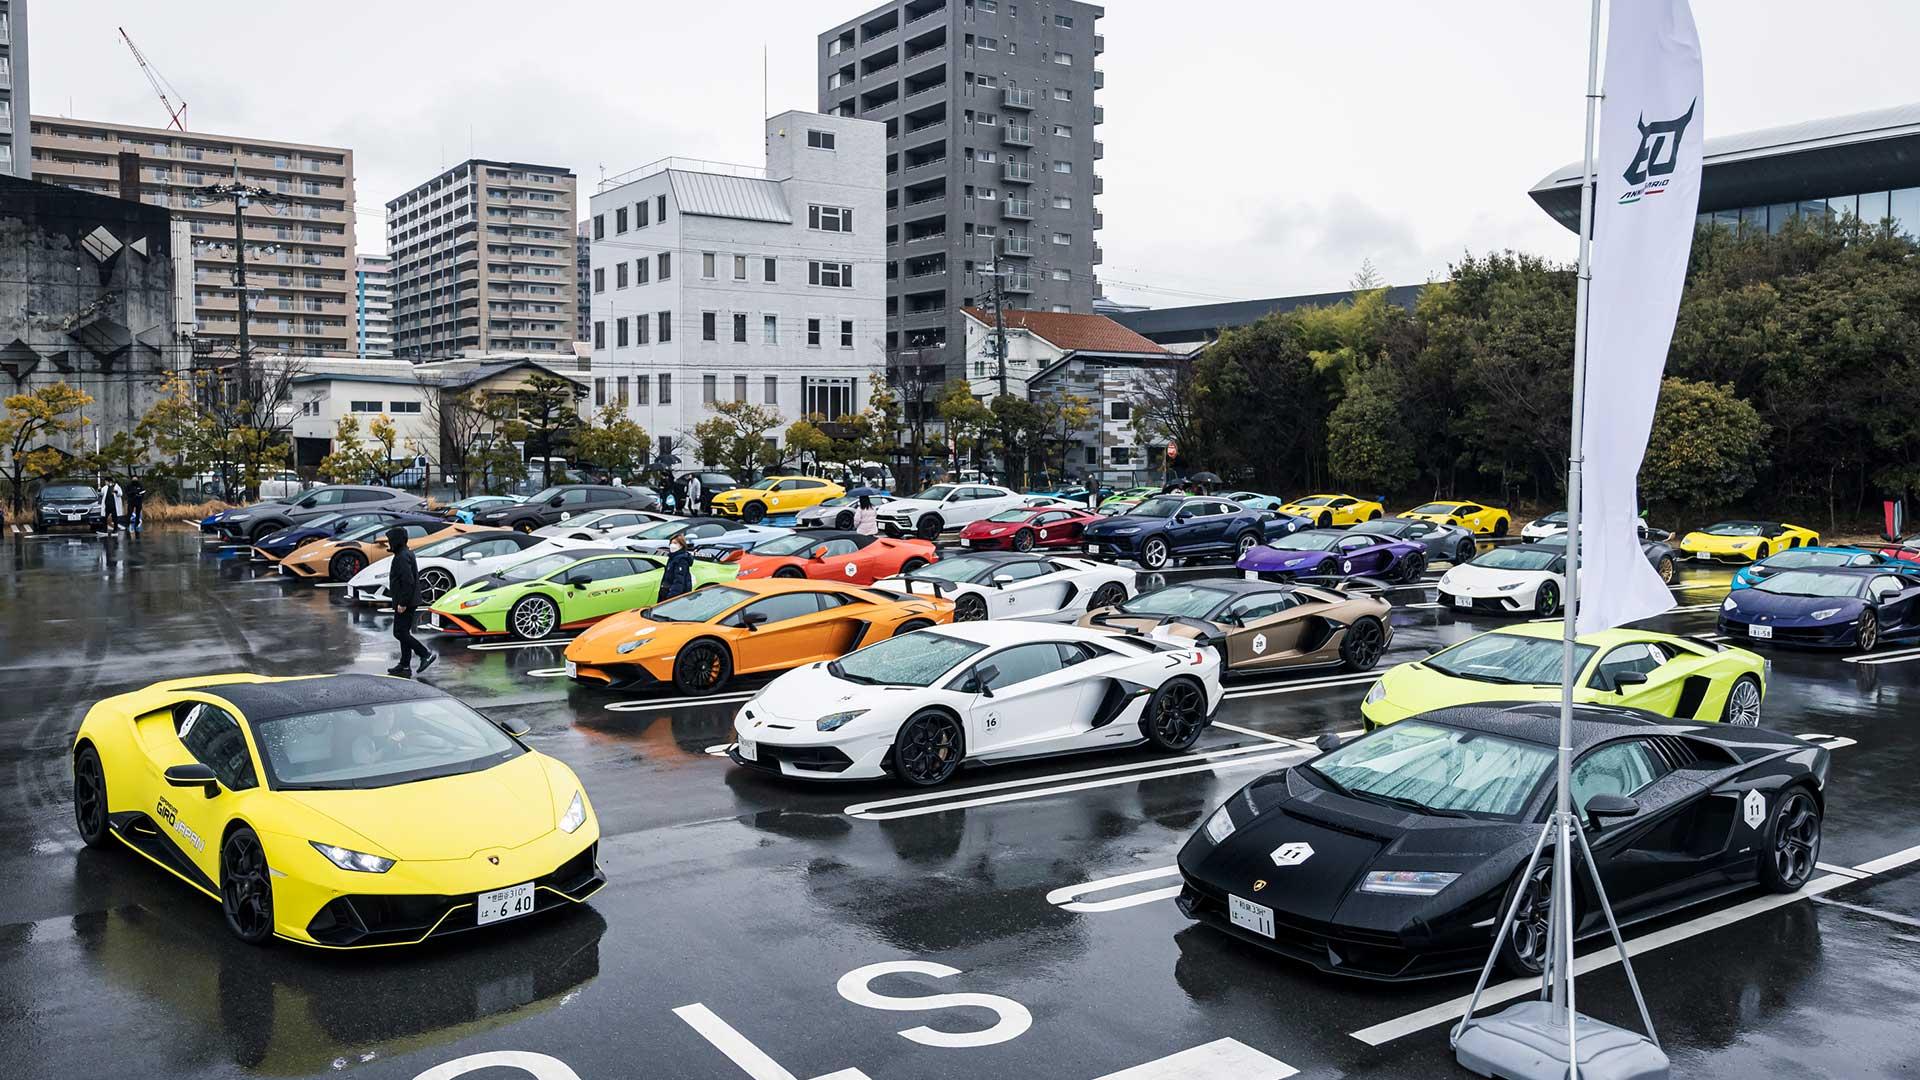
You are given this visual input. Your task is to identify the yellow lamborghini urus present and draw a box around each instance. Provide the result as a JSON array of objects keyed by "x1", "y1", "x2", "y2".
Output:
[{"x1": 71, "y1": 673, "x2": 605, "y2": 948}]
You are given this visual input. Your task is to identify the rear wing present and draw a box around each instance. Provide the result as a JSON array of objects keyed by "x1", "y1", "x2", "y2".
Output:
[
  {"x1": 887, "y1": 577, "x2": 952, "y2": 598},
  {"x1": 1297, "y1": 574, "x2": 1394, "y2": 596}
]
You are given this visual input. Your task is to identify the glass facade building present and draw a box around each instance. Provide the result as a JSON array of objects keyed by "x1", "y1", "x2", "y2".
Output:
[{"x1": 1698, "y1": 187, "x2": 1920, "y2": 238}]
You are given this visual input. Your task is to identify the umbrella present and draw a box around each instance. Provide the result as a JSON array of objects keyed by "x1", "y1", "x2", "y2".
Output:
[
  {"x1": 1188, "y1": 471, "x2": 1222, "y2": 483},
  {"x1": 847, "y1": 486, "x2": 885, "y2": 497}
]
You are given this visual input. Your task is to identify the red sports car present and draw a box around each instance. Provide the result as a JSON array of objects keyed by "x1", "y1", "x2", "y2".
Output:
[
  {"x1": 957, "y1": 506, "x2": 1105, "y2": 552},
  {"x1": 1885, "y1": 537, "x2": 1920, "y2": 566},
  {"x1": 730, "y1": 530, "x2": 938, "y2": 585}
]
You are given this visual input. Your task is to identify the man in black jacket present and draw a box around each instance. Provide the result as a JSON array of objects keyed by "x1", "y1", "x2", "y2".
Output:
[{"x1": 386, "y1": 527, "x2": 438, "y2": 676}]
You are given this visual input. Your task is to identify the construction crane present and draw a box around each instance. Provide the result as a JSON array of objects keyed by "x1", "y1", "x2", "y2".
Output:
[{"x1": 118, "y1": 27, "x2": 188, "y2": 132}]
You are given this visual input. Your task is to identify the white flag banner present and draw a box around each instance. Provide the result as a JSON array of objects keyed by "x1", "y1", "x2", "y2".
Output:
[{"x1": 1576, "y1": 0, "x2": 1704, "y2": 634}]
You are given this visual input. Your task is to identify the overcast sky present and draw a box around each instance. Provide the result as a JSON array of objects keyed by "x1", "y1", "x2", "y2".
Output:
[{"x1": 29, "y1": 1, "x2": 1920, "y2": 306}]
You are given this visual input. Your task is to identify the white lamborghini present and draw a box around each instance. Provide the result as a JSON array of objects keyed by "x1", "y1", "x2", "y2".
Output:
[
  {"x1": 872, "y1": 550, "x2": 1136, "y2": 623},
  {"x1": 346, "y1": 530, "x2": 592, "y2": 605},
  {"x1": 621, "y1": 517, "x2": 793, "y2": 555},
  {"x1": 530, "y1": 507, "x2": 673, "y2": 541},
  {"x1": 729, "y1": 621, "x2": 1225, "y2": 785},
  {"x1": 1434, "y1": 543, "x2": 1571, "y2": 618}
]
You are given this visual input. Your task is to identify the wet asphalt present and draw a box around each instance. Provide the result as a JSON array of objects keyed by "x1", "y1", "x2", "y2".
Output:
[{"x1": 3, "y1": 528, "x2": 1919, "y2": 1079}]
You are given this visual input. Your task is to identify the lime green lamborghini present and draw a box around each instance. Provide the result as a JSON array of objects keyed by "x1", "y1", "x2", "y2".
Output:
[
  {"x1": 1360, "y1": 622, "x2": 1767, "y2": 730},
  {"x1": 430, "y1": 548, "x2": 737, "y2": 640}
]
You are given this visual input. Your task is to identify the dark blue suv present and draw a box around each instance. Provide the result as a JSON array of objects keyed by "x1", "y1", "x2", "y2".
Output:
[{"x1": 1080, "y1": 494, "x2": 1309, "y2": 570}]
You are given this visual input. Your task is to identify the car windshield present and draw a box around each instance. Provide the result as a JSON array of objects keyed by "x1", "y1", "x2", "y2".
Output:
[
  {"x1": 817, "y1": 495, "x2": 855, "y2": 507},
  {"x1": 753, "y1": 534, "x2": 831, "y2": 556},
  {"x1": 1538, "y1": 511, "x2": 1568, "y2": 525},
  {"x1": 527, "y1": 486, "x2": 567, "y2": 503},
  {"x1": 1351, "y1": 520, "x2": 1408, "y2": 537},
  {"x1": 1116, "y1": 585, "x2": 1232, "y2": 619},
  {"x1": 43, "y1": 485, "x2": 97, "y2": 500},
  {"x1": 912, "y1": 485, "x2": 957, "y2": 501},
  {"x1": 1293, "y1": 496, "x2": 1335, "y2": 507},
  {"x1": 416, "y1": 533, "x2": 475, "y2": 558},
  {"x1": 1310, "y1": 722, "x2": 1552, "y2": 819},
  {"x1": 1704, "y1": 522, "x2": 1767, "y2": 536},
  {"x1": 1426, "y1": 633, "x2": 1597, "y2": 685},
  {"x1": 1127, "y1": 496, "x2": 1185, "y2": 517},
  {"x1": 1271, "y1": 531, "x2": 1344, "y2": 552},
  {"x1": 988, "y1": 509, "x2": 1041, "y2": 523},
  {"x1": 1472, "y1": 548, "x2": 1559, "y2": 571},
  {"x1": 251, "y1": 697, "x2": 523, "y2": 790},
  {"x1": 498, "y1": 552, "x2": 582, "y2": 583},
  {"x1": 647, "y1": 585, "x2": 752, "y2": 622},
  {"x1": 1410, "y1": 503, "x2": 1460, "y2": 514},
  {"x1": 634, "y1": 520, "x2": 692, "y2": 540},
  {"x1": 1753, "y1": 570, "x2": 1870, "y2": 598},
  {"x1": 832, "y1": 631, "x2": 987, "y2": 687},
  {"x1": 908, "y1": 555, "x2": 1001, "y2": 583},
  {"x1": 1764, "y1": 549, "x2": 1856, "y2": 570}
]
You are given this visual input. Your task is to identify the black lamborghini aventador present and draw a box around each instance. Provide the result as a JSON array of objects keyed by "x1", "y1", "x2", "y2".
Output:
[{"x1": 1176, "y1": 702, "x2": 1828, "y2": 981}]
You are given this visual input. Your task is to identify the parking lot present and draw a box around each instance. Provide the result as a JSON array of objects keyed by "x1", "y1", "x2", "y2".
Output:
[{"x1": 4, "y1": 528, "x2": 1919, "y2": 1079}]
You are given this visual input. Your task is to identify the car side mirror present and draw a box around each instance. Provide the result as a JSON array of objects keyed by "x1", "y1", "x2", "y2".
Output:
[
  {"x1": 991, "y1": 573, "x2": 1015, "y2": 587},
  {"x1": 462, "y1": 550, "x2": 484, "y2": 560},
  {"x1": 811, "y1": 547, "x2": 832, "y2": 560},
  {"x1": 1314, "y1": 733, "x2": 1345, "y2": 753},
  {"x1": 971, "y1": 664, "x2": 999, "y2": 697},
  {"x1": 1584, "y1": 793, "x2": 1639, "y2": 824},
  {"x1": 1612, "y1": 671, "x2": 1648, "y2": 687},
  {"x1": 495, "y1": 717, "x2": 532, "y2": 737},
  {"x1": 740, "y1": 612, "x2": 768, "y2": 631},
  {"x1": 548, "y1": 496, "x2": 565, "y2": 507},
  {"x1": 1174, "y1": 511, "x2": 1191, "y2": 522},
  {"x1": 566, "y1": 574, "x2": 588, "y2": 588},
  {"x1": 163, "y1": 763, "x2": 221, "y2": 799}
]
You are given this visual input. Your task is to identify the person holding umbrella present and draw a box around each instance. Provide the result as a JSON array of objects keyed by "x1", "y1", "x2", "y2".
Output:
[{"x1": 1188, "y1": 470, "x2": 1222, "y2": 495}]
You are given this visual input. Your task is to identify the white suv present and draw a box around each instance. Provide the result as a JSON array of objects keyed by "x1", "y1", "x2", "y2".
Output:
[{"x1": 879, "y1": 483, "x2": 1028, "y2": 538}]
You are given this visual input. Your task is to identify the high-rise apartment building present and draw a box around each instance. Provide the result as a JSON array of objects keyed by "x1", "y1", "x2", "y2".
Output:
[
  {"x1": 576, "y1": 220, "x2": 593, "y2": 344},
  {"x1": 29, "y1": 116, "x2": 356, "y2": 358},
  {"x1": 385, "y1": 160, "x2": 579, "y2": 360},
  {"x1": 354, "y1": 255, "x2": 393, "y2": 358},
  {"x1": 0, "y1": 0, "x2": 29, "y2": 178},
  {"x1": 818, "y1": 0, "x2": 1105, "y2": 379}
]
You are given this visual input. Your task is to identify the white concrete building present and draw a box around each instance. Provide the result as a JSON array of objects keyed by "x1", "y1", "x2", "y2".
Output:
[
  {"x1": 354, "y1": 254, "x2": 394, "y2": 358},
  {"x1": 588, "y1": 110, "x2": 885, "y2": 463}
]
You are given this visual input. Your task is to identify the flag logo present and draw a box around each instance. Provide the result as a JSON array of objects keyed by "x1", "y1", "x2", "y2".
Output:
[{"x1": 1620, "y1": 100, "x2": 1696, "y2": 203}]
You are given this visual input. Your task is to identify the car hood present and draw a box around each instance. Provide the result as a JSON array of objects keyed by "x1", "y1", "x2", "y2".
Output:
[
  {"x1": 1439, "y1": 563, "x2": 1555, "y2": 590},
  {"x1": 1239, "y1": 546, "x2": 1334, "y2": 571},
  {"x1": 1378, "y1": 661, "x2": 1559, "y2": 710},
  {"x1": 961, "y1": 521, "x2": 1019, "y2": 535},
  {"x1": 565, "y1": 612, "x2": 704, "y2": 663},
  {"x1": 1190, "y1": 793, "x2": 1394, "y2": 923},
  {"x1": 1724, "y1": 591, "x2": 1865, "y2": 620},
  {"x1": 732, "y1": 554, "x2": 804, "y2": 579},
  {"x1": 280, "y1": 752, "x2": 557, "y2": 861},
  {"x1": 1084, "y1": 516, "x2": 1163, "y2": 536},
  {"x1": 880, "y1": 499, "x2": 942, "y2": 515},
  {"x1": 747, "y1": 663, "x2": 899, "y2": 724}
]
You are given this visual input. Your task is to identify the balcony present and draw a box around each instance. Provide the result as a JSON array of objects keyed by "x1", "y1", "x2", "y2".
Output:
[
  {"x1": 1092, "y1": 244, "x2": 1104, "y2": 265},
  {"x1": 1002, "y1": 124, "x2": 1032, "y2": 147},
  {"x1": 860, "y1": 12, "x2": 899, "y2": 43},
  {"x1": 1002, "y1": 271, "x2": 1034, "y2": 294},
  {"x1": 1093, "y1": 105, "x2": 1105, "y2": 125},
  {"x1": 1094, "y1": 34, "x2": 1105, "y2": 55},
  {"x1": 1002, "y1": 198, "x2": 1032, "y2": 221},
  {"x1": 903, "y1": 153, "x2": 948, "y2": 175},
  {"x1": 1003, "y1": 161, "x2": 1034, "y2": 184},
  {"x1": 1093, "y1": 140, "x2": 1104, "y2": 160},
  {"x1": 903, "y1": 0, "x2": 947, "y2": 30},
  {"x1": 1093, "y1": 174, "x2": 1104, "y2": 195},
  {"x1": 1093, "y1": 69, "x2": 1105, "y2": 89},
  {"x1": 1092, "y1": 210, "x2": 1104, "y2": 230},
  {"x1": 1001, "y1": 234, "x2": 1034, "y2": 257},
  {"x1": 1003, "y1": 86, "x2": 1035, "y2": 110}
]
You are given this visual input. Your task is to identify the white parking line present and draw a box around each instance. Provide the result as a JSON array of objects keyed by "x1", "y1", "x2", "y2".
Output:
[
  {"x1": 1210, "y1": 721, "x2": 1310, "y2": 747},
  {"x1": 1349, "y1": 837, "x2": 1920, "y2": 1047},
  {"x1": 465, "y1": 638, "x2": 580, "y2": 651},
  {"x1": 605, "y1": 690, "x2": 757, "y2": 711},
  {"x1": 525, "y1": 667, "x2": 569, "y2": 678},
  {"x1": 312, "y1": 581, "x2": 348, "y2": 589},
  {"x1": 1047, "y1": 864, "x2": 1184, "y2": 913},
  {"x1": 845, "y1": 745, "x2": 1309, "y2": 821},
  {"x1": 1092, "y1": 1038, "x2": 1297, "y2": 1080},
  {"x1": 1817, "y1": 862, "x2": 1871, "y2": 880},
  {"x1": 1847, "y1": 646, "x2": 1920, "y2": 665},
  {"x1": 1222, "y1": 673, "x2": 1379, "y2": 701}
]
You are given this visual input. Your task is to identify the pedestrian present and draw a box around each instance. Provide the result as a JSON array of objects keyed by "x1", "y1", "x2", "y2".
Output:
[
  {"x1": 126, "y1": 477, "x2": 147, "y2": 532},
  {"x1": 852, "y1": 493, "x2": 879, "y2": 536},
  {"x1": 101, "y1": 477, "x2": 123, "y2": 535},
  {"x1": 385, "y1": 527, "x2": 438, "y2": 677},
  {"x1": 658, "y1": 533, "x2": 696, "y2": 602},
  {"x1": 686, "y1": 473, "x2": 704, "y2": 516}
]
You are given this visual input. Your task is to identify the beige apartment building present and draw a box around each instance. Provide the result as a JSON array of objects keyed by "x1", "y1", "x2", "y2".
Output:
[
  {"x1": 28, "y1": 115, "x2": 356, "y2": 359},
  {"x1": 385, "y1": 159, "x2": 578, "y2": 361}
]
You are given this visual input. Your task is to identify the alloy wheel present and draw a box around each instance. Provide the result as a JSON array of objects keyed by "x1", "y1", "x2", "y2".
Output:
[
  {"x1": 955, "y1": 593, "x2": 989, "y2": 622},
  {"x1": 1236, "y1": 533, "x2": 1258, "y2": 557},
  {"x1": 675, "y1": 641, "x2": 729, "y2": 693},
  {"x1": 1658, "y1": 556, "x2": 1676, "y2": 584},
  {"x1": 221, "y1": 830, "x2": 274, "y2": 942},
  {"x1": 1725, "y1": 678, "x2": 1763, "y2": 726},
  {"x1": 1537, "y1": 583, "x2": 1561, "y2": 617},
  {"x1": 1142, "y1": 538, "x2": 1170, "y2": 570},
  {"x1": 1859, "y1": 611, "x2": 1880, "y2": 652},
  {"x1": 895, "y1": 714, "x2": 962, "y2": 785},
  {"x1": 1089, "y1": 582, "x2": 1127, "y2": 611},
  {"x1": 511, "y1": 596, "x2": 558, "y2": 640},
  {"x1": 1149, "y1": 681, "x2": 1206, "y2": 749},
  {"x1": 73, "y1": 749, "x2": 107, "y2": 843},
  {"x1": 1773, "y1": 792, "x2": 1820, "y2": 888},
  {"x1": 1509, "y1": 863, "x2": 1555, "y2": 974},
  {"x1": 1343, "y1": 619, "x2": 1385, "y2": 669},
  {"x1": 420, "y1": 569, "x2": 455, "y2": 605},
  {"x1": 1013, "y1": 529, "x2": 1035, "y2": 552}
]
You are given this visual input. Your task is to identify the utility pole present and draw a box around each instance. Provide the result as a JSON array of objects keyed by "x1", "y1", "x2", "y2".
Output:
[
  {"x1": 987, "y1": 238, "x2": 1009, "y2": 399},
  {"x1": 194, "y1": 181, "x2": 289, "y2": 497}
]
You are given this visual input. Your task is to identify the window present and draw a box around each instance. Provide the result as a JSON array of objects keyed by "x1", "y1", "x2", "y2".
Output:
[
  {"x1": 636, "y1": 313, "x2": 651, "y2": 345},
  {"x1": 703, "y1": 374, "x2": 718, "y2": 403},
  {"x1": 734, "y1": 254, "x2": 748, "y2": 280},
  {"x1": 703, "y1": 311, "x2": 718, "y2": 341},
  {"x1": 616, "y1": 318, "x2": 630, "y2": 347},
  {"x1": 635, "y1": 373, "x2": 650, "y2": 405},
  {"x1": 1052, "y1": 232, "x2": 1072, "y2": 245},
  {"x1": 616, "y1": 262, "x2": 629, "y2": 288},
  {"x1": 636, "y1": 259, "x2": 649, "y2": 285},
  {"x1": 978, "y1": 36, "x2": 998, "y2": 51},
  {"x1": 764, "y1": 376, "x2": 779, "y2": 404},
  {"x1": 594, "y1": 377, "x2": 606, "y2": 406},
  {"x1": 763, "y1": 314, "x2": 779, "y2": 344},
  {"x1": 658, "y1": 310, "x2": 672, "y2": 343},
  {"x1": 593, "y1": 268, "x2": 606, "y2": 293},
  {"x1": 657, "y1": 252, "x2": 671, "y2": 279},
  {"x1": 1587, "y1": 643, "x2": 1671, "y2": 693},
  {"x1": 350, "y1": 400, "x2": 381, "y2": 413},
  {"x1": 734, "y1": 375, "x2": 749, "y2": 401},
  {"x1": 978, "y1": 0, "x2": 997, "y2": 10},
  {"x1": 593, "y1": 321, "x2": 606, "y2": 348},
  {"x1": 389, "y1": 401, "x2": 422, "y2": 414},
  {"x1": 1053, "y1": 125, "x2": 1073, "y2": 138},
  {"x1": 1054, "y1": 51, "x2": 1073, "y2": 65},
  {"x1": 175, "y1": 704, "x2": 258, "y2": 791},
  {"x1": 840, "y1": 319, "x2": 855, "y2": 348},
  {"x1": 1110, "y1": 446, "x2": 1130, "y2": 465},
  {"x1": 978, "y1": 149, "x2": 997, "y2": 163},
  {"x1": 1051, "y1": 268, "x2": 1072, "y2": 281},
  {"x1": 1054, "y1": 88, "x2": 1072, "y2": 101},
  {"x1": 636, "y1": 200, "x2": 649, "y2": 228},
  {"x1": 1055, "y1": 13, "x2": 1074, "y2": 27},
  {"x1": 1110, "y1": 400, "x2": 1130, "y2": 420},
  {"x1": 1570, "y1": 742, "x2": 1666, "y2": 823},
  {"x1": 615, "y1": 375, "x2": 630, "y2": 407},
  {"x1": 1053, "y1": 161, "x2": 1073, "y2": 174},
  {"x1": 807, "y1": 317, "x2": 822, "y2": 347},
  {"x1": 810, "y1": 261, "x2": 854, "y2": 288},
  {"x1": 764, "y1": 257, "x2": 778, "y2": 283},
  {"x1": 804, "y1": 377, "x2": 856, "y2": 419},
  {"x1": 615, "y1": 207, "x2": 629, "y2": 233},
  {"x1": 1052, "y1": 195, "x2": 1073, "y2": 209},
  {"x1": 809, "y1": 205, "x2": 854, "y2": 232},
  {"x1": 702, "y1": 252, "x2": 717, "y2": 278},
  {"x1": 807, "y1": 129, "x2": 837, "y2": 150},
  {"x1": 972, "y1": 643, "x2": 1062, "y2": 692},
  {"x1": 593, "y1": 215, "x2": 605, "y2": 239},
  {"x1": 656, "y1": 194, "x2": 667, "y2": 221},
  {"x1": 733, "y1": 313, "x2": 748, "y2": 342}
]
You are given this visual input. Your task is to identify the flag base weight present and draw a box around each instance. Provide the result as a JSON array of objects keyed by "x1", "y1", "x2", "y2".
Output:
[{"x1": 1453, "y1": 1001, "x2": 1669, "y2": 1080}]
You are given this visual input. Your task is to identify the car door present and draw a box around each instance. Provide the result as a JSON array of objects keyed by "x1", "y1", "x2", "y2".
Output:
[
  {"x1": 1583, "y1": 642, "x2": 1687, "y2": 715},
  {"x1": 1164, "y1": 498, "x2": 1211, "y2": 553},
  {"x1": 1334, "y1": 533, "x2": 1384, "y2": 576},
  {"x1": 560, "y1": 556, "x2": 648, "y2": 622},
  {"x1": 162, "y1": 700, "x2": 264, "y2": 883},
  {"x1": 552, "y1": 488, "x2": 594, "y2": 524},
  {"x1": 959, "y1": 642, "x2": 1086, "y2": 756},
  {"x1": 1567, "y1": 739, "x2": 1708, "y2": 915},
  {"x1": 988, "y1": 558, "x2": 1071, "y2": 619},
  {"x1": 1221, "y1": 591, "x2": 1311, "y2": 668},
  {"x1": 1868, "y1": 573, "x2": 1920, "y2": 635},
  {"x1": 807, "y1": 537, "x2": 865, "y2": 580},
  {"x1": 724, "y1": 592, "x2": 839, "y2": 670},
  {"x1": 1030, "y1": 510, "x2": 1079, "y2": 545}
]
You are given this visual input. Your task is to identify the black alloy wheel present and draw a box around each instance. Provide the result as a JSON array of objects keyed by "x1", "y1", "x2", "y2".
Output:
[
  {"x1": 836, "y1": 510, "x2": 855, "y2": 530},
  {"x1": 1012, "y1": 528, "x2": 1036, "y2": 552},
  {"x1": 1457, "y1": 539, "x2": 1478, "y2": 565},
  {"x1": 673, "y1": 639, "x2": 733, "y2": 695},
  {"x1": 329, "y1": 549, "x2": 367, "y2": 582},
  {"x1": 419, "y1": 568, "x2": 455, "y2": 605},
  {"x1": 893, "y1": 618, "x2": 934, "y2": 637},
  {"x1": 916, "y1": 515, "x2": 943, "y2": 541},
  {"x1": 743, "y1": 502, "x2": 767, "y2": 524},
  {"x1": 1497, "y1": 862, "x2": 1558, "y2": 978},
  {"x1": 773, "y1": 566, "x2": 806, "y2": 579},
  {"x1": 1317, "y1": 512, "x2": 1334, "y2": 528},
  {"x1": 221, "y1": 827, "x2": 275, "y2": 945},
  {"x1": 1143, "y1": 678, "x2": 1208, "y2": 751},
  {"x1": 1397, "y1": 551, "x2": 1427, "y2": 585},
  {"x1": 899, "y1": 557, "x2": 930, "y2": 574},
  {"x1": 514, "y1": 520, "x2": 536, "y2": 534},
  {"x1": 1088, "y1": 581, "x2": 1127, "y2": 611},
  {"x1": 892, "y1": 710, "x2": 965, "y2": 786},
  {"x1": 1857, "y1": 609, "x2": 1880, "y2": 652},
  {"x1": 1763, "y1": 789, "x2": 1821, "y2": 892},
  {"x1": 73, "y1": 746, "x2": 109, "y2": 848},
  {"x1": 1656, "y1": 555, "x2": 1677, "y2": 585},
  {"x1": 1754, "y1": 543, "x2": 1771, "y2": 560},
  {"x1": 1140, "y1": 536, "x2": 1171, "y2": 570},
  {"x1": 954, "y1": 593, "x2": 989, "y2": 622},
  {"x1": 1721, "y1": 675, "x2": 1763, "y2": 726},
  {"x1": 1339, "y1": 617, "x2": 1387, "y2": 671},
  {"x1": 249, "y1": 522, "x2": 279, "y2": 543},
  {"x1": 508, "y1": 594, "x2": 560, "y2": 641},
  {"x1": 1535, "y1": 581, "x2": 1562, "y2": 618},
  {"x1": 1493, "y1": 518, "x2": 1509, "y2": 537}
]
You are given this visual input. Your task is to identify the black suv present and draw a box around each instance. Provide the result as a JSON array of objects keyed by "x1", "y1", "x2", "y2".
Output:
[
  {"x1": 213, "y1": 485, "x2": 426, "y2": 543},
  {"x1": 473, "y1": 484, "x2": 662, "y2": 532},
  {"x1": 34, "y1": 481, "x2": 109, "y2": 531}
]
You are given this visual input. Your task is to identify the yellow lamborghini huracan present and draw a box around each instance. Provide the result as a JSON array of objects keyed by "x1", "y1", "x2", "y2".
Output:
[
  {"x1": 1677, "y1": 520, "x2": 1820, "y2": 564},
  {"x1": 1397, "y1": 500, "x2": 1512, "y2": 537},
  {"x1": 71, "y1": 673, "x2": 604, "y2": 948},
  {"x1": 1275, "y1": 493, "x2": 1386, "y2": 528}
]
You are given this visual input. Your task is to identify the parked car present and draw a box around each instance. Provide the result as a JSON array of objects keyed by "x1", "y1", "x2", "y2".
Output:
[
  {"x1": 439, "y1": 494, "x2": 526, "y2": 523},
  {"x1": 795, "y1": 490, "x2": 898, "y2": 530},
  {"x1": 957, "y1": 505, "x2": 1107, "y2": 551},
  {"x1": 1346, "y1": 516, "x2": 1480, "y2": 567},
  {"x1": 531, "y1": 508, "x2": 674, "y2": 542},
  {"x1": 468, "y1": 484, "x2": 661, "y2": 532},
  {"x1": 878, "y1": 483, "x2": 1032, "y2": 539},
  {"x1": 1081, "y1": 494, "x2": 1309, "y2": 571},
  {"x1": 709, "y1": 476, "x2": 846, "y2": 523},
  {"x1": 33, "y1": 481, "x2": 109, "y2": 531},
  {"x1": 209, "y1": 485, "x2": 426, "y2": 543}
]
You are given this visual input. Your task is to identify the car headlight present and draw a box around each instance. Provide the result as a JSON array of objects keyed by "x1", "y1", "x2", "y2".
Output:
[
  {"x1": 1722, "y1": 597, "x2": 1736, "y2": 611},
  {"x1": 460, "y1": 597, "x2": 488, "y2": 609},
  {"x1": 311, "y1": 841, "x2": 395, "y2": 874},
  {"x1": 1114, "y1": 526, "x2": 1141, "y2": 534},
  {"x1": 1204, "y1": 806, "x2": 1236, "y2": 845},
  {"x1": 1359, "y1": 870, "x2": 1459, "y2": 896},
  {"x1": 817, "y1": 709, "x2": 869, "y2": 732},
  {"x1": 559, "y1": 791, "x2": 588, "y2": 834},
  {"x1": 1810, "y1": 607, "x2": 1843, "y2": 621},
  {"x1": 1364, "y1": 679, "x2": 1386, "y2": 704},
  {"x1": 1497, "y1": 582, "x2": 1522, "y2": 591},
  {"x1": 615, "y1": 630, "x2": 656, "y2": 653}
]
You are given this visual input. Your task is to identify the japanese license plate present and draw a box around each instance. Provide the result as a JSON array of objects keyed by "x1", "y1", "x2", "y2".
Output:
[
  {"x1": 961, "y1": 539, "x2": 974, "y2": 548},
  {"x1": 476, "y1": 881, "x2": 535, "y2": 926},
  {"x1": 565, "y1": 660, "x2": 578, "y2": 678},
  {"x1": 1228, "y1": 894, "x2": 1275, "y2": 939},
  {"x1": 1084, "y1": 544, "x2": 1099, "y2": 554},
  {"x1": 1748, "y1": 624, "x2": 1773, "y2": 640},
  {"x1": 1454, "y1": 593, "x2": 1473, "y2": 609},
  {"x1": 736, "y1": 738, "x2": 757, "y2": 761},
  {"x1": 1694, "y1": 553, "x2": 1713, "y2": 561}
]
